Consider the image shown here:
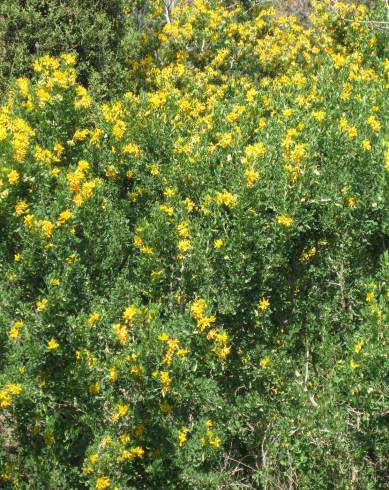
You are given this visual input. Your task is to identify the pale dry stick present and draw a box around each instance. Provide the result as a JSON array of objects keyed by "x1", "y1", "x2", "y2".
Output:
[
  {"x1": 297, "y1": 346, "x2": 320, "y2": 407},
  {"x1": 163, "y1": 0, "x2": 176, "y2": 24},
  {"x1": 338, "y1": 258, "x2": 346, "y2": 310},
  {"x1": 303, "y1": 346, "x2": 309, "y2": 392},
  {"x1": 327, "y1": 254, "x2": 346, "y2": 311},
  {"x1": 179, "y1": 260, "x2": 185, "y2": 314},
  {"x1": 261, "y1": 428, "x2": 270, "y2": 490},
  {"x1": 224, "y1": 455, "x2": 257, "y2": 473}
]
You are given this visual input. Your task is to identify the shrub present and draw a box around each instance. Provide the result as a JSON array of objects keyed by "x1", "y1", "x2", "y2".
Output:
[
  {"x1": 0, "y1": 1, "x2": 388, "y2": 488},
  {"x1": 0, "y1": 0, "x2": 127, "y2": 99}
]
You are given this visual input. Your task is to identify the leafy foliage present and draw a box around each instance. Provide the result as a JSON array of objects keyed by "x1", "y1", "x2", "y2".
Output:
[{"x1": 0, "y1": 1, "x2": 388, "y2": 489}]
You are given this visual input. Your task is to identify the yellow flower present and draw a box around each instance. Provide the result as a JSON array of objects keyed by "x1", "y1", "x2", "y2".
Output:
[
  {"x1": 123, "y1": 305, "x2": 137, "y2": 324},
  {"x1": 87, "y1": 312, "x2": 100, "y2": 327},
  {"x1": 311, "y1": 111, "x2": 326, "y2": 122},
  {"x1": 120, "y1": 433, "x2": 131, "y2": 444},
  {"x1": 164, "y1": 187, "x2": 176, "y2": 198},
  {"x1": 184, "y1": 198, "x2": 195, "y2": 212},
  {"x1": 51, "y1": 277, "x2": 61, "y2": 286},
  {"x1": 347, "y1": 127, "x2": 358, "y2": 140},
  {"x1": 73, "y1": 129, "x2": 89, "y2": 141},
  {"x1": 150, "y1": 163, "x2": 160, "y2": 176},
  {"x1": 36, "y1": 299, "x2": 49, "y2": 312},
  {"x1": 354, "y1": 340, "x2": 364, "y2": 354},
  {"x1": 209, "y1": 436, "x2": 221, "y2": 447},
  {"x1": 178, "y1": 239, "x2": 192, "y2": 254},
  {"x1": 8, "y1": 170, "x2": 20, "y2": 185},
  {"x1": 258, "y1": 298, "x2": 270, "y2": 310},
  {"x1": 367, "y1": 115, "x2": 381, "y2": 133},
  {"x1": 9, "y1": 326, "x2": 20, "y2": 340},
  {"x1": 89, "y1": 454, "x2": 98, "y2": 464},
  {"x1": 191, "y1": 298, "x2": 206, "y2": 322},
  {"x1": 100, "y1": 436, "x2": 112, "y2": 448},
  {"x1": 350, "y1": 359, "x2": 360, "y2": 370},
  {"x1": 116, "y1": 404, "x2": 129, "y2": 418},
  {"x1": 114, "y1": 323, "x2": 128, "y2": 345},
  {"x1": 178, "y1": 427, "x2": 189, "y2": 446},
  {"x1": 365, "y1": 292, "x2": 374, "y2": 303},
  {"x1": 109, "y1": 367, "x2": 118, "y2": 382},
  {"x1": 89, "y1": 382, "x2": 100, "y2": 395},
  {"x1": 48, "y1": 338, "x2": 59, "y2": 350},
  {"x1": 347, "y1": 196, "x2": 357, "y2": 208},
  {"x1": 276, "y1": 215, "x2": 293, "y2": 227},
  {"x1": 177, "y1": 222, "x2": 190, "y2": 238},
  {"x1": 15, "y1": 200, "x2": 29, "y2": 216},
  {"x1": 61, "y1": 53, "x2": 77, "y2": 65},
  {"x1": 123, "y1": 143, "x2": 141, "y2": 156},
  {"x1": 245, "y1": 168, "x2": 259, "y2": 187},
  {"x1": 361, "y1": 139, "x2": 371, "y2": 151},
  {"x1": 160, "y1": 204, "x2": 174, "y2": 216},
  {"x1": 39, "y1": 220, "x2": 54, "y2": 237},
  {"x1": 56, "y1": 210, "x2": 73, "y2": 226},
  {"x1": 131, "y1": 365, "x2": 143, "y2": 376},
  {"x1": 214, "y1": 239, "x2": 224, "y2": 249},
  {"x1": 96, "y1": 476, "x2": 110, "y2": 490},
  {"x1": 283, "y1": 108, "x2": 293, "y2": 118},
  {"x1": 215, "y1": 191, "x2": 237, "y2": 207},
  {"x1": 121, "y1": 446, "x2": 144, "y2": 460},
  {"x1": 260, "y1": 358, "x2": 271, "y2": 368},
  {"x1": 244, "y1": 142, "x2": 267, "y2": 161}
]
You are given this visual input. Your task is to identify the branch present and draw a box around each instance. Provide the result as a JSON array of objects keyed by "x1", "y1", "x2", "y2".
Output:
[{"x1": 329, "y1": 0, "x2": 389, "y2": 29}]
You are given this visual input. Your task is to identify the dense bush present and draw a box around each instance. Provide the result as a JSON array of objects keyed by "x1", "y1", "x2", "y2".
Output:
[
  {"x1": 0, "y1": 0, "x2": 128, "y2": 99},
  {"x1": 0, "y1": 1, "x2": 388, "y2": 488}
]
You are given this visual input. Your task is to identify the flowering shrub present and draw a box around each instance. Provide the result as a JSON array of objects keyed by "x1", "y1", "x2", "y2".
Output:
[
  {"x1": 0, "y1": 1, "x2": 388, "y2": 488},
  {"x1": 0, "y1": 0, "x2": 129, "y2": 99}
]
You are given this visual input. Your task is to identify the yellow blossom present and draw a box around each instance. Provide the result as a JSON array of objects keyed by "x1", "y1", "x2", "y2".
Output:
[
  {"x1": 215, "y1": 191, "x2": 237, "y2": 207},
  {"x1": 8, "y1": 170, "x2": 20, "y2": 185},
  {"x1": 260, "y1": 358, "x2": 271, "y2": 368},
  {"x1": 87, "y1": 312, "x2": 100, "y2": 327},
  {"x1": 178, "y1": 427, "x2": 189, "y2": 446},
  {"x1": 123, "y1": 305, "x2": 137, "y2": 323},
  {"x1": 245, "y1": 168, "x2": 259, "y2": 187},
  {"x1": 15, "y1": 200, "x2": 29, "y2": 216},
  {"x1": 150, "y1": 163, "x2": 160, "y2": 175},
  {"x1": 48, "y1": 338, "x2": 59, "y2": 350},
  {"x1": 36, "y1": 299, "x2": 49, "y2": 312},
  {"x1": 361, "y1": 139, "x2": 371, "y2": 151},
  {"x1": 56, "y1": 210, "x2": 72, "y2": 226},
  {"x1": 160, "y1": 204, "x2": 174, "y2": 216},
  {"x1": 365, "y1": 292, "x2": 374, "y2": 303},
  {"x1": 178, "y1": 239, "x2": 192, "y2": 254},
  {"x1": 350, "y1": 360, "x2": 360, "y2": 370},
  {"x1": 114, "y1": 324, "x2": 128, "y2": 345},
  {"x1": 109, "y1": 367, "x2": 118, "y2": 382},
  {"x1": 89, "y1": 382, "x2": 100, "y2": 395},
  {"x1": 311, "y1": 111, "x2": 326, "y2": 122},
  {"x1": 354, "y1": 340, "x2": 364, "y2": 354},
  {"x1": 258, "y1": 298, "x2": 270, "y2": 310},
  {"x1": 96, "y1": 476, "x2": 110, "y2": 490}
]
